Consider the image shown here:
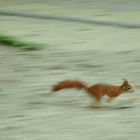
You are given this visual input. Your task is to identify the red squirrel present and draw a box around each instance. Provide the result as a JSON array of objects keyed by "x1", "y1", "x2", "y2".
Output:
[{"x1": 51, "y1": 79, "x2": 134, "y2": 107}]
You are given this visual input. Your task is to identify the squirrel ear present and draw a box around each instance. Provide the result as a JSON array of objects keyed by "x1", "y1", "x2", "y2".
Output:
[{"x1": 122, "y1": 78, "x2": 128, "y2": 84}]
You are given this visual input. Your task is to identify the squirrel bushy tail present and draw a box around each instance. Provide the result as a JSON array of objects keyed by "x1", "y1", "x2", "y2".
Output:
[{"x1": 52, "y1": 80, "x2": 88, "y2": 92}]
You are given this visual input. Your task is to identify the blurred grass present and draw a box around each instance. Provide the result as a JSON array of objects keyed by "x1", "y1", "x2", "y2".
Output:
[{"x1": 0, "y1": 34, "x2": 42, "y2": 50}]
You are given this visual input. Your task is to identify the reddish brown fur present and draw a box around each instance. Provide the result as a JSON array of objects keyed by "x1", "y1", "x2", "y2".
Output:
[
  {"x1": 52, "y1": 80, "x2": 87, "y2": 91},
  {"x1": 51, "y1": 79, "x2": 134, "y2": 106}
]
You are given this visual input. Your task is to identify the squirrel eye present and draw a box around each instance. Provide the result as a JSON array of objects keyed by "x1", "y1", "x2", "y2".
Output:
[{"x1": 127, "y1": 86, "x2": 131, "y2": 89}]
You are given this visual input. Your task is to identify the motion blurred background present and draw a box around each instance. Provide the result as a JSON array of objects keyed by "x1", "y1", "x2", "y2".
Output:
[{"x1": 0, "y1": 0, "x2": 140, "y2": 140}]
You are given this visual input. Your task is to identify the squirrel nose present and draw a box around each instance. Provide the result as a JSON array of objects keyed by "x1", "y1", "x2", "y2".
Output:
[{"x1": 130, "y1": 88, "x2": 134, "y2": 93}]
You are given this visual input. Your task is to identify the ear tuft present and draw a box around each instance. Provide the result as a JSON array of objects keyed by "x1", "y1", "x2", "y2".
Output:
[{"x1": 122, "y1": 78, "x2": 128, "y2": 85}]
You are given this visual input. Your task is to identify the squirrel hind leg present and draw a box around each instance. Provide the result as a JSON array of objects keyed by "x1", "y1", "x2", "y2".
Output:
[
  {"x1": 92, "y1": 100, "x2": 101, "y2": 108},
  {"x1": 91, "y1": 96, "x2": 102, "y2": 108}
]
